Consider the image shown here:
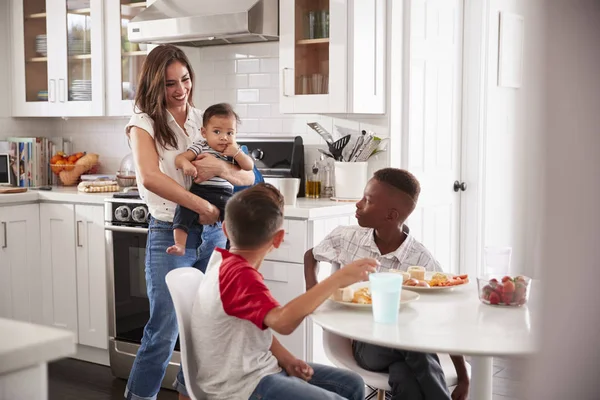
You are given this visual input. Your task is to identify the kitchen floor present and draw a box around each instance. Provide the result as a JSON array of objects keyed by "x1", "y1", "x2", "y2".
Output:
[{"x1": 48, "y1": 357, "x2": 527, "y2": 400}]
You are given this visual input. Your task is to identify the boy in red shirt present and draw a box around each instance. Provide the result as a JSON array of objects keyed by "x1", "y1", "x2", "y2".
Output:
[{"x1": 190, "y1": 183, "x2": 378, "y2": 399}]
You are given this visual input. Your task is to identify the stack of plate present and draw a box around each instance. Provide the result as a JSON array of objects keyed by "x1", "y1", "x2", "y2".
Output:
[
  {"x1": 35, "y1": 35, "x2": 47, "y2": 57},
  {"x1": 68, "y1": 36, "x2": 91, "y2": 56},
  {"x1": 69, "y1": 80, "x2": 91, "y2": 101}
]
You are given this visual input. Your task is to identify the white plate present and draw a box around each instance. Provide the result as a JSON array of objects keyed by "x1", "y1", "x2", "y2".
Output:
[
  {"x1": 329, "y1": 282, "x2": 420, "y2": 309},
  {"x1": 402, "y1": 272, "x2": 468, "y2": 292}
]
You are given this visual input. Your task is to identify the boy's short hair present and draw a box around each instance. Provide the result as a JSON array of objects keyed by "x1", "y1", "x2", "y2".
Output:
[
  {"x1": 373, "y1": 168, "x2": 421, "y2": 204},
  {"x1": 224, "y1": 183, "x2": 284, "y2": 248},
  {"x1": 202, "y1": 103, "x2": 241, "y2": 127}
]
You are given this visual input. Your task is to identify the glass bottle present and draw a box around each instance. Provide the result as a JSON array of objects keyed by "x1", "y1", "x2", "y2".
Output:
[
  {"x1": 305, "y1": 160, "x2": 322, "y2": 198},
  {"x1": 321, "y1": 155, "x2": 334, "y2": 198}
]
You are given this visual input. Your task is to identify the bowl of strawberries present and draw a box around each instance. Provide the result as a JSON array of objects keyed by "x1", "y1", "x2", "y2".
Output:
[{"x1": 477, "y1": 275, "x2": 531, "y2": 307}]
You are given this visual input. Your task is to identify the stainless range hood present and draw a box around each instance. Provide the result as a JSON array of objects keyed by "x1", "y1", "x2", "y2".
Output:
[{"x1": 128, "y1": 0, "x2": 278, "y2": 47}]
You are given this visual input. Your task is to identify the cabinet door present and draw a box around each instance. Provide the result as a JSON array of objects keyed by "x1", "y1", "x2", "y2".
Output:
[
  {"x1": 280, "y1": 0, "x2": 348, "y2": 114},
  {"x1": 75, "y1": 205, "x2": 108, "y2": 349},
  {"x1": 40, "y1": 203, "x2": 78, "y2": 335},
  {"x1": 49, "y1": 0, "x2": 105, "y2": 116},
  {"x1": 105, "y1": 0, "x2": 149, "y2": 116},
  {"x1": 261, "y1": 261, "x2": 306, "y2": 360},
  {"x1": 11, "y1": 0, "x2": 53, "y2": 116},
  {"x1": 0, "y1": 204, "x2": 42, "y2": 323}
]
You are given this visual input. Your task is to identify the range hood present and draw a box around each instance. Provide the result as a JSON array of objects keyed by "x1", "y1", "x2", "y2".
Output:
[{"x1": 128, "y1": 0, "x2": 278, "y2": 47}]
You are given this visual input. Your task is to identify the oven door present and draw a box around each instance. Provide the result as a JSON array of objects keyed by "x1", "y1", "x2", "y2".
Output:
[{"x1": 106, "y1": 225, "x2": 150, "y2": 346}]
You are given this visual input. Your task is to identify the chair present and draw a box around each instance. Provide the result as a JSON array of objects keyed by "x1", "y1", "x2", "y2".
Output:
[
  {"x1": 165, "y1": 267, "x2": 206, "y2": 400},
  {"x1": 323, "y1": 330, "x2": 470, "y2": 400}
]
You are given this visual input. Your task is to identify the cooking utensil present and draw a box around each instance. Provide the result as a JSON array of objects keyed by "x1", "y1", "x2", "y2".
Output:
[
  {"x1": 355, "y1": 137, "x2": 380, "y2": 162},
  {"x1": 307, "y1": 122, "x2": 334, "y2": 144},
  {"x1": 348, "y1": 130, "x2": 367, "y2": 161},
  {"x1": 328, "y1": 134, "x2": 351, "y2": 161},
  {"x1": 318, "y1": 149, "x2": 334, "y2": 158}
]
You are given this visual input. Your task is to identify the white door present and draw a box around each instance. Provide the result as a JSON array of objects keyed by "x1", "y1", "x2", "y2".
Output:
[
  {"x1": 75, "y1": 205, "x2": 108, "y2": 349},
  {"x1": 40, "y1": 203, "x2": 78, "y2": 334},
  {"x1": 403, "y1": 0, "x2": 464, "y2": 274},
  {"x1": 0, "y1": 204, "x2": 42, "y2": 323},
  {"x1": 105, "y1": 0, "x2": 148, "y2": 116}
]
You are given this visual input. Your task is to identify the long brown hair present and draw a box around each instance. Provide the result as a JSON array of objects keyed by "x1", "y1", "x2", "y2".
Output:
[{"x1": 134, "y1": 44, "x2": 195, "y2": 150}]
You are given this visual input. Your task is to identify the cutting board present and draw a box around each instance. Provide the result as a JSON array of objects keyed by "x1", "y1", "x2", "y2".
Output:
[{"x1": 0, "y1": 187, "x2": 27, "y2": 194}]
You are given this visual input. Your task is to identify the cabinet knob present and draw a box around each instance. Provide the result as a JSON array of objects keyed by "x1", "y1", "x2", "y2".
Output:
[{"x1": 453, "y1": 180, "x2": 467, "y2": 192}]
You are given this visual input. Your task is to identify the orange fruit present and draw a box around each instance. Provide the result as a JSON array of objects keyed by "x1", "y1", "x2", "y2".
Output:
[
  {"x1": 50, "y1": 154, "x2": 63, "y2": 164},
  {"x1": 67, "y1": 155, "x2": 78, "y2": 163}
]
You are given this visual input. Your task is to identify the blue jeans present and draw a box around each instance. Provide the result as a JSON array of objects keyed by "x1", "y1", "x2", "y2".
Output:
[
  {"x1": 249, "y1": 363, "x2": 365, "y2": 400},
  {"x1": 125, "y1": 217, "x2": 226, "y2": 400}
]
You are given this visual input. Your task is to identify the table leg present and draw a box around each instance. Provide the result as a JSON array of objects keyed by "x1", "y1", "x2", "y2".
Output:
[{"x1": 470, "y1": 356, "x2": 493, "y2": 400}]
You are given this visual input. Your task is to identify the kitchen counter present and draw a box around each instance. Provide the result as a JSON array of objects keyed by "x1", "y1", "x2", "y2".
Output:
[
  {"x1": 0, "y1": 187, "x2": 357, "y2": 220},
  {"x1": 0, "y1": 318, "x2": 75, "y2": 375}
]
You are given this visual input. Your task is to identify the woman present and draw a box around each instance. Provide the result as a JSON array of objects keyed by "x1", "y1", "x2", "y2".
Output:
[{"x1": 124, "y1": 44, "x2": 254, "y2": 400}]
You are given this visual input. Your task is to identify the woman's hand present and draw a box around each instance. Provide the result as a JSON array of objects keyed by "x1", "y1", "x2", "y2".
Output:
[
  {"x1": 192, "y1": 153, "x2": 224, "y2": 183},
  {"x1": 197, "y1": 201, "x2": 220, "y2": 225}
]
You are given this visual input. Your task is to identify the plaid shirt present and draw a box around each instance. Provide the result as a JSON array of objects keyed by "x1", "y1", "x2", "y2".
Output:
[{"x1": 312, "y1": 225, "x2": 443, "y2": 272}]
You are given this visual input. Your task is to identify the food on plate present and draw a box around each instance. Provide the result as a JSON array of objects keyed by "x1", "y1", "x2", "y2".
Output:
[
  {"x1": 332, "y1": 286, "x2": 355, "y2": 302},
  {"x1": 416, "y1": 281, "x2": 430, "y2": 288},
  {"x1": 478, "y1": 275, "x2": 531, "y2": 306},
  {"x1": 403, "y1": 273, "x2": 469, "y2": 288},
  {"x1": 388, "y1": 269, "x2": 411, "y2": 282},
  {"x1": 407, "y1": 266, "x2": 426, "y2": 280},
  {"x1": 352, "y1": 287, "x2": 372, "y2": 304}
]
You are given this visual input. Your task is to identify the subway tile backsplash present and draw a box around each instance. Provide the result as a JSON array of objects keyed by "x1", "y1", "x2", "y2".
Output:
[{"x1": 1, "y1": 42, "x2": 389, "y2": 177}]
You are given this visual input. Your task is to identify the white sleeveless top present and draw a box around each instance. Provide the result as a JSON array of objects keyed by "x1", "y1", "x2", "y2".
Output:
[{"x1": 125, "y1": 106, "x2": 204, "y2": 222}]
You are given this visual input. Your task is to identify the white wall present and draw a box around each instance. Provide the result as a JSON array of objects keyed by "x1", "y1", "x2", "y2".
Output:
[{"x1": 480, "y1": 0, "x2": 546, "y2": 277}]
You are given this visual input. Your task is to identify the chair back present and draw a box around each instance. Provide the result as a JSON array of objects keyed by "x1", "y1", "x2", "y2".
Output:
[{"x1": 165, "y1": 267, "x2": 206, "y2": 400}]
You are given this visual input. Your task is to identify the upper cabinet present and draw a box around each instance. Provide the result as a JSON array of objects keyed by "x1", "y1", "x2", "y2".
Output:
[
  {"x1": 279, "y1": 0, "x2": 386, "y2": 114},
  {"x1": 10, "y1": 0, "x2": 148, "y2": 117}
]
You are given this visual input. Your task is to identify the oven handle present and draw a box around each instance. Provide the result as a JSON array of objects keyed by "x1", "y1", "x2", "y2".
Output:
[{"x1": 105, "y1": 225, "x2": 149, "y2": 234}]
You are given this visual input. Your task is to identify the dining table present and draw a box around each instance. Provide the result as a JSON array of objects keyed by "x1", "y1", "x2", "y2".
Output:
[{"x1": 310, "y1": 282, "x2": 537, "y2": 400}]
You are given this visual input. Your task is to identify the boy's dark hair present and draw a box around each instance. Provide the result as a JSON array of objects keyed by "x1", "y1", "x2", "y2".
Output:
[
  {"x1": 373, "y1": 168, "x2": 421, "y2": 203},
  {"x1": 202, "y1": 103, "x2": 241, "y2": 127},
  {"x1": 224, "y1": 183, "x2": 284, "y2": 249}
]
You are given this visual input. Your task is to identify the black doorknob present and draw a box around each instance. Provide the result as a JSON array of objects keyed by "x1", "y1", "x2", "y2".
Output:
[{"x1": 453, "y1": 180, "x2": 467, "y2": 192}]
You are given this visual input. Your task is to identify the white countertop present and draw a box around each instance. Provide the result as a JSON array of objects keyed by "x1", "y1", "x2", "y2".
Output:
[
  {"x1": 311, "y1": 283, "x2": 538, "y2": 357},
  {"x1": 0, "y1": 187, "x2": 356, "y2": 220},
  {"x1": 0, "y1": 318, "x2": 75, "y2": 375}
]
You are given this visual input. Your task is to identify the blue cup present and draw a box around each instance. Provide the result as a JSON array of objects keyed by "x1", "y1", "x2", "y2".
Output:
[{"x1": 369, "y1": 273, "x2": 403, "y2": 324}]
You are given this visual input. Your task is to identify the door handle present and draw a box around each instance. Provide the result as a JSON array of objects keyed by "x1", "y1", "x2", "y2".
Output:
[
  {"x1": 59, "y1": 79, "x2": 66, "y2": 102},
  {"x1": 453, "y1": 180, "x2": 467, "y2": 192},
  {"x1": 282, "y1": 68, "x2": 294, "y2": 97},
  {"x1": 1, "y1": 222, "x2": 6, "y2": 249},
  {"x1": 76, "y1": 220, "x2": 83, "y2": 247},
  {"x1": 49, "y1": 79, "x2": 56, "y2": 102}
]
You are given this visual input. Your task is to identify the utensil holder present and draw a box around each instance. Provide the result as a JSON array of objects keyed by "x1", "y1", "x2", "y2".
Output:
[{"x1": 334, "y1": 161, "x2": 368, "y2": 200}]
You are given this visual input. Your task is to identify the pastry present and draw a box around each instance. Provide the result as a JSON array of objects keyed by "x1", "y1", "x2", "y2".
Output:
[{"x1": 408, "y1": 266, "x2": 426, "y2": 281}]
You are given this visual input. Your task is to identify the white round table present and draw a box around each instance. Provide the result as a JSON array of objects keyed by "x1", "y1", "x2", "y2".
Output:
[{"x1": 310, "y1": 283, "x2": 537, "y2": 400}]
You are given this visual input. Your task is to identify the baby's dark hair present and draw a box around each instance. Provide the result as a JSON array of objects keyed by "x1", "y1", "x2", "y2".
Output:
[
  {"x1": 202, "y1": 103, "x2": 241, "y2": 127},
  {"x1": 225, "y1": 183, "x2": 285, "y2": 249},
  {"x1": 373, "y1": 168, "x2": 421, "y2": 203}
]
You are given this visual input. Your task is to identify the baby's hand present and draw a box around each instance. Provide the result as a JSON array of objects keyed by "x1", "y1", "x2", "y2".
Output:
[
  {"x1": 223, "y1": 143, "x2": 240, "y2": 157},
  {"x1": 183, "y1": 164, "x2": 198, "y2": 178}
]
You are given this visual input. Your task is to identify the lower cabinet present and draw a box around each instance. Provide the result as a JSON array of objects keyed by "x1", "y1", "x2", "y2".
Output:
[
  {"x1": 0, "y1": 204, "x2": 42, "y2": 323},
  {"x1": 40, "y1": 203, "x2": 107, "y2": 349}
]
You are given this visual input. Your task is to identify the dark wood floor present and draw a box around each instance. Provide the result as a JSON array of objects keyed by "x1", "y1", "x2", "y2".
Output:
[{"x1": 48, "y1": 357, "x2": 526, "y2": 400}]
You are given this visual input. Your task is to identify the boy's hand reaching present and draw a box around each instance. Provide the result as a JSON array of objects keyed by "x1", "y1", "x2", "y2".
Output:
[
  {"x1": 334, "y1": 258, "x2": 379, "y2": 288},
  {"x1": 283, "y1": 359, "x2": 314, "y2": 381}
]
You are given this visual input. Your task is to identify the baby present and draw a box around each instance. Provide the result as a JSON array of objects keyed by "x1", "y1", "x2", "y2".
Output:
[{"x1": 166, "y1": 103, "x2": 254, "y2": 255}]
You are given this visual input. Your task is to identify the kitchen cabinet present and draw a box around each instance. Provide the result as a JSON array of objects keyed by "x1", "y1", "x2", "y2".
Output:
[
  {"x1": 40, "y1": 202, "x2": 108, "y2": 349},
  {"x1": 0, "y1": 204, "x2": 42, "y2": 323},
  {"x1": 10, "y1": 0, "x2": 148, "y2": 117},
  {"x1": 279, "y1": 0, "x2": 386, "y2": 114}
]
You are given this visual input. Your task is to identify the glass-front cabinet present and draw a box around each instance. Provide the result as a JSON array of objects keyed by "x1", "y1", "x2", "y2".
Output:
[
  {"x1": 279, "y1": 0, "x2": 385, "y2": 114},
  {"x1": 12, "y1": 0, "x2": 104, "y2": 116},
  {"x1": 11, "y1": 0, "x2": 148, "y2": 117},
  {"x1": 105, "y1": 0, "x2": 148, "y2": 116}
]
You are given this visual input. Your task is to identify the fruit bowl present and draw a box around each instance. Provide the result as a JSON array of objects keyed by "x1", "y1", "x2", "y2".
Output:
[
  {"x1": 50, "y1": 153, "x2": 100, "y2": 186},
  {"x1": 477, "y1": 275, "x2": 532, "y2": 307}
]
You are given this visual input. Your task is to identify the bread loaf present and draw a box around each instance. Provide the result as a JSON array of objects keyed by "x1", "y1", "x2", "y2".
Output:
[{"x1": 408, "y1": 266, "x2": 426, "y2": 280}]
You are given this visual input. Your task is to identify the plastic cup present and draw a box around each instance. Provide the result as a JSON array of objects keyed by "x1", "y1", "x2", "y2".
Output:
[
  {"x1": 484, "y1": 246, "x2": 512, "y2": 276},
  {"x1": 369, "y1": 273, "x2": 403, "y2": 324}
]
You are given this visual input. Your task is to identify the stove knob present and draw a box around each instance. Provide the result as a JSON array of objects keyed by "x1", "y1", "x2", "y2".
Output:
[
  {"x1": 132, "y1": 206, "x2": 148, "y2": 224},
  {"x1": 251, "y1": 148, "x2": 264, "y2": 160},
  {"x1": 115, "y1": 205, "x2": 131, "y2": 222}
]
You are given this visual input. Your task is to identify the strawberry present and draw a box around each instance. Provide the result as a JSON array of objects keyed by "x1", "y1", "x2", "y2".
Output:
[
  {"x1": 515, "y1": 276, "x2": 529, "y2": 286},
  {"x1": 489, "y1": 278, "x2": 499, "y2": 289},
  {"x1": 489, "y1": 291, "x2": 500, "y2": 305},
  {"x1": 481, "y1": 285, "x2": 493, "y2": 300},
  {"x1": 501, "y1": 276, "x2": 513, "y2": 283},
  {"x1": 502, "y1": 292, "x2": 513, "y2": 305},
  {"x1": 514, "y1": 286, "x2": 527, "y2": 303},
  {"x1": 503, "y1": 280, "x2": 516, "y2": 294}
]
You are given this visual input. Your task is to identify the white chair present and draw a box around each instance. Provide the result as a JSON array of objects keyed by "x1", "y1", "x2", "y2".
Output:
[
  {"x1": 323, "y1": 330, "x2": 470, "y2": 400},
  {"x1": 165, "y1": 267, "x2": 206, "y2": 400}
]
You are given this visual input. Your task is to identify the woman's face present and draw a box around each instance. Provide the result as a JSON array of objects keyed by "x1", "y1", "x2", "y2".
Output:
[{"x1": 165, "y1": 60, "x2": 192, "y2": 109}]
